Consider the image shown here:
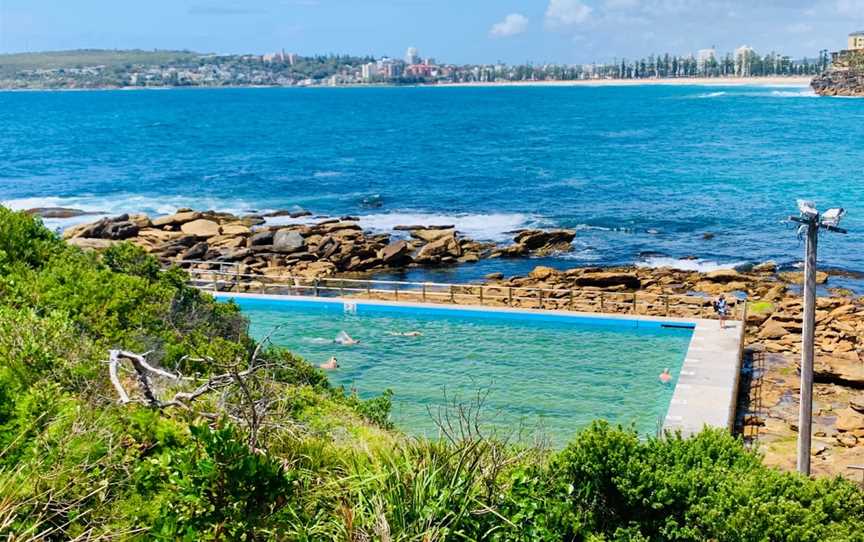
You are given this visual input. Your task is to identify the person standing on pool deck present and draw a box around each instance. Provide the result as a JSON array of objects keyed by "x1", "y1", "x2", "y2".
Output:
[
  {"x1": 659, "y1": 368, "x2": 672, "y2": 384},
  {"x1": 712, "y1": 295, "x2": 729, "y2": 329}
]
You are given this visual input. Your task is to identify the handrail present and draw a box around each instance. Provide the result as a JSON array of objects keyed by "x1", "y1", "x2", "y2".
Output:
[{"x1": 175, "y1": 259, "x2": 747, "y2": 321}]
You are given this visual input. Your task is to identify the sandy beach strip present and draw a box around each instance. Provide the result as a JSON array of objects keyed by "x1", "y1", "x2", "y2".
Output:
[{"x1": 433, "y1": 76, "x2": 812, "y2": 88}]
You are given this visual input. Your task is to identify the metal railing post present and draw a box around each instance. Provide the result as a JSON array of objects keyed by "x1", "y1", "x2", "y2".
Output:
[
  {"x1": 314, "y1": 279, "x2": 320, "y2": 297},
  {"x1": 600, "y1": 292, "x2": 605, "y2": 312},
  {"x1": 508, "y1": 287, "x2": 513, "y2": 306},
  {"x1": 394, "y1": 284, "x2": 399, "y2": 301},
  {"x1": 538, "y1": 289, "x2": 543, "y2": 309},
  {"x1": 422, "y1": 284, "x2": 427, "y2": 302},
  {"x1": 450, "y1": 285, "x2": 455, "y2": 303},
  {"x1": 479, "y1": 286, "x2": 484, "y2": 305},
  {"x1": 632, "y1": 293, "x2": 637, "y2": 314}
]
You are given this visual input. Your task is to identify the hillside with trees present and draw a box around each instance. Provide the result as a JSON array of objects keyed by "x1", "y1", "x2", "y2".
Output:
[{"x1": 1, "y1": 206, "x2": 863, "y2": 540}]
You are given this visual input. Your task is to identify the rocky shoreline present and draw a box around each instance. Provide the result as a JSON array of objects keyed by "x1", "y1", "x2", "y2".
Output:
[
  {"x1": 811, "y1": 49, "x2": 864, "y2": 97},
  {"x1": 56, "y1": 207, "x2": 864, "y2": 479},
  {"x1": 59, "y1": 208, "x2": 577, "y2": 277}
]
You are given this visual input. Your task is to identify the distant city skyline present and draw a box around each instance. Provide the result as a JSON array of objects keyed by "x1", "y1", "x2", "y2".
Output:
[{"x1": 1, "y1": 0, "x2": 863, "y2": 64}]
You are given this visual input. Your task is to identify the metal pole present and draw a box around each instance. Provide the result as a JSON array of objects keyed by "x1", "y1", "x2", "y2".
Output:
[{"x1": 797, "y1": 220, "x2": 818, "y2": 476}]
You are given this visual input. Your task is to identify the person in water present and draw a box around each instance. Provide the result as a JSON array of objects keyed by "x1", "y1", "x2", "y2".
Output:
[
  {"x1": 659, "y1": 368, "x2": 672, "y2": 384},
  {"x1": 334, "y1": 331, "x2": 359, "y2": 345},
  {"x1": 319, "y1": 356, "x2": 339, "y2": 370},
  {"x1": 712, "y1": 294, "x2": 729, "y2": 329},
  {"x1": 387, "y1": 331, "x2": 422, "y2": 337}
]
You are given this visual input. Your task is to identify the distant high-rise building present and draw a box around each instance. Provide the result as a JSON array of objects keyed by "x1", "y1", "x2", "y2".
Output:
[
  {"x1": 405, "y1": 47, "x2": 420, "y2": 65},
  {"x1": 361, "y1": 62, "x2": 377, "y2": 81},
  {"x1": 849, "y1": 31, "x2": 864, "y2": 50},
  {"x1": 697, "y1": 48, "x2": 717, "y2": 71},
  {"x1": 735, "y1": 45, "x2": 755, "y2": 76}
]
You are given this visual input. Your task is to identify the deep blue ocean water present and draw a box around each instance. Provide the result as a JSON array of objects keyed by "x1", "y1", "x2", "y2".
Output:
[{"x1": 1, "y1": 85, "x2": 863, "y2": 284}]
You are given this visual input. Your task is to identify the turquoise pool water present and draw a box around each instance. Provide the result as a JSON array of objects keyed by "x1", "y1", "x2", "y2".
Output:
[{"x1": 225, "y1": 296, "x2": 693, "y2": 446}]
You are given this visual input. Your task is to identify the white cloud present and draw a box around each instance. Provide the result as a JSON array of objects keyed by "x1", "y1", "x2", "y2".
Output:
[
  {"x1": 545, "y1": 0, "x2": 593, "y2": 27},
  {"x1": 489, "y1": 13, "x2": 529, "y2": 37}
]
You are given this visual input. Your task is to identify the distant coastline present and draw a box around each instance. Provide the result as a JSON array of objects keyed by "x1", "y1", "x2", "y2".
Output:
[{"x1": 0, "y1": 75, "x2": 813, "y2": 93}]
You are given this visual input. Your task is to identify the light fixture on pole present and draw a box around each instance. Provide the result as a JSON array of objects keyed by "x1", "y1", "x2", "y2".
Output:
[{"x1": 788, "y1": 200, "x2": 847, "y2": 476}]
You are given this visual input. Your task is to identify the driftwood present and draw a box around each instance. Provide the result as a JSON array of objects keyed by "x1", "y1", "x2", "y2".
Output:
[{"x1": 106, "y1": 328, "x2": 286, "y2": 448}]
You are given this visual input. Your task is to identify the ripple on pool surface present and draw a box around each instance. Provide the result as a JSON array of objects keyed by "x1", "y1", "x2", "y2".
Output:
[{"x1": 231, "y1": 298, "x2": 692, "y2": 446}]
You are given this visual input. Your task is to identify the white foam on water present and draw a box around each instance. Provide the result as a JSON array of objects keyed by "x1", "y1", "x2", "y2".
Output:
[
  {"x1": 354, "y1": 212, "x2": 548, "y2": 242},
  {"x1": 636, "y1": 256, "x2": 748, "y2": 273},
  {"x1": 769, "y1": 89, "x2": 818, "y2": 98},
  {"x1": 696, "y1": 91, "x2": 727, "y2": 98},
  {"x1": 313, "y1": 171, "x2": 342, "y2": 178},
  {"x1": 2, "y1": 194, "x2": 265, "y2": 231}
]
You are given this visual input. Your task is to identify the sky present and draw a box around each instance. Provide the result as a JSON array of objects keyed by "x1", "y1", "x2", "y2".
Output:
[{"x1": 1, "y1": 0, "x2": 863, "y2": 64}]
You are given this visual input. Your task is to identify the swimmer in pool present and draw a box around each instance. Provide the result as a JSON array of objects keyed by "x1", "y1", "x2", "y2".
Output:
[
  {"x1": 319, "y1": 357, "x2": 339, "y2": 370},
  {"x1": 334, "y1": 331, "x2": 359, "y2": 345},
  {"x1": 659, "y1": 368, "x2": 672, "y2": 384},
  {"x1": 387, "y1": 331, "x2": 422, "y2": 337}
]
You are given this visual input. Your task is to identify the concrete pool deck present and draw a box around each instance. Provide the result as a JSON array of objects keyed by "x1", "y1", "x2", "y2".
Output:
[{"x1": 217, "y1": 292, "x2": 744, "y2": 437}]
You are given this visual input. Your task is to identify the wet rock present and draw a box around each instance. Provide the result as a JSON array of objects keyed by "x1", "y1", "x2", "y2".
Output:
[
  {"x1": 574, "y1": 272, "x2": 640, "y2": 290},
  {"x1": 103, "y1": 220, "x2": 140, "y2": 240},
  {"x1": 181, "y1": 241, "x2": 209, "y2": 261},
  {"x1": 249, "y1": 231, "x2": 275, "y2": 246},
  {"x1": 512, "y1": 229, "x2": 576, "y2": 255},
  {"x1": 378, "y1": 240, "x2": 410, "y2": 265},
  {"x1": 415, "y1": 233, "x2": 461, "y2": 263},
  {"x1": 26, "y1": 207, "x2": 102, "y2": 219},
  {"x1": 485, "y1": 272, "x2": 504, "y2": 280},
  {"x1": 705, "y1": 269, "x2": 745, "y2": 283}
]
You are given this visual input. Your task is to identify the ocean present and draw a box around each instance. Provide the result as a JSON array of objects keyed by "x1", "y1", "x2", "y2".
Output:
[{"x1": 1, "y1": 84, "x2": 862, "y2": 285}]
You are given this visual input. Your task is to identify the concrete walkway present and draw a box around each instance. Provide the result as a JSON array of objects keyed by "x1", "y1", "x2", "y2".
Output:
[{"x1": 663, "y1": 319, "x2": 745, "y2": 436}]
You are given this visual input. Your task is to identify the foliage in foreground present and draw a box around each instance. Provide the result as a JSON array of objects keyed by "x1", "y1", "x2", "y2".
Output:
[{"x1": 0, "y1": 206, "x2": 862, "y2": 541}]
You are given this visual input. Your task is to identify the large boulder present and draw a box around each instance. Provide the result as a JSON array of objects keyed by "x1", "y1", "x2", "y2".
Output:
[
  {"x1": 378, "y1": 240, "x2": 410, "y2": 265},
  {"x1": 415, "y1": 234, "x2": 462, "y2": 263},
  {"x1": 103, "y1": 220, "x2": 139, "y2": 240},
  {"x1": 273, "y1": 229, "x2": 306, "y2": 253},
  {"x1": 181, "y1": 219, "x2": 221, "y2": 238},
  {"x1": 705, "y1": 269, "x2": 746, "y2": 283},
  {"x1": 249, "y1": 230, "x2": 275, "y2": 246},
  {"x1": 574, "y1": 272, "x2": 640, "y2": 290},
  {"x1": 512, "y1": 229, "x2": 576, "y2": 255},
  {"x1": 153, "y1": 211, "x2": 201, "y2": 228},
  {"x1": 410, "y1": 228, "x2": 456, "y2": 243}
]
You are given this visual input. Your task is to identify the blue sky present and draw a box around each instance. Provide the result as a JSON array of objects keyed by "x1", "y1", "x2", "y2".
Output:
[{"x1": 1, "y1": 0, "x2": 863, "y2": 64}]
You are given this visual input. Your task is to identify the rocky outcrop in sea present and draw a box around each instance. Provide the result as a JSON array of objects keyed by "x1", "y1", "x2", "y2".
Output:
[
  {"x1": 811, "y1": 50, "x2": 864, "y2": 97},
  {"x1": 60, "y1": 208, "x2": 577, "y2": 278}
]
